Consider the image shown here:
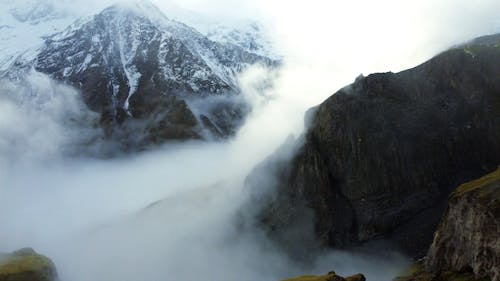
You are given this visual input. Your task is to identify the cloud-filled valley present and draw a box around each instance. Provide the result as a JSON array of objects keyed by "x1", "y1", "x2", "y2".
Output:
[{"x1": 0, "y1": 0, "x2": 499, "y2": 281}]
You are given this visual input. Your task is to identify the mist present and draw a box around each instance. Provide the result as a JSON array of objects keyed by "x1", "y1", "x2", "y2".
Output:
[
  {"x1": 0, "y1": 70, "x2": 408, "y2": 281},
  {"x1": 0, "y1": 71, "x2": 409, "y2": 281},
  {"x1": 1, "y1": 0, "x2": 500, "y2": 281}
]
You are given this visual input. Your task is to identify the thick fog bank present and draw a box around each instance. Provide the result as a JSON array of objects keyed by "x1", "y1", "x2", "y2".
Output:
[{"x1": 0, "y1": 70, "x2": 409, "y2": 281}]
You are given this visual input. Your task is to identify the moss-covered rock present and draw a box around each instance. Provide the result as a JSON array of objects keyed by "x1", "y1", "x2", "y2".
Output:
[
  {"x1": 0, "y1": 248, "x2": 58, "y2": 281},
  {"x1": 282, "y1": 271, "x2": 365, "y2": 281},
  {"x1": 450, "y1": 167, "x2": 500, "y2": 198},
  {"x1": 394, "y1": 168, "x2": 499, "y2": 281},
  {"x1": 425, "y1": 168, "x2": 500, "y2": 281},
  {"x1": 393, "y1": 262, "x2": 433, "y2": 281}
]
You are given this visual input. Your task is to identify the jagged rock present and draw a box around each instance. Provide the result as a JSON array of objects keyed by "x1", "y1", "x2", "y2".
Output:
[
  {"x1": 251, "y1": 33, "x2": 500, "y2": 258},
  {"x1": 425, "y1": 168, "x2": 500, "y2": 281},
  {"x1": 0, "y1": 248, "x2": 57, "y2": 281},
  {"x1": 393, "y1": 168, "x2": 499, "y2": 281},
  {"x1": 281, "y1": 271, "x2": 365, "y2": 281}
]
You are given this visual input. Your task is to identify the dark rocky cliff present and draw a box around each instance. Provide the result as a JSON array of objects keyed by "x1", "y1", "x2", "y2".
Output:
[{"x1": 250, "y1": 34, "x2": 500, "y2": 259}]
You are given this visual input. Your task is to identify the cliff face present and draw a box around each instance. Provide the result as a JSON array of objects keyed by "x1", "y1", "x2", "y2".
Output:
[
  {"x1": 252, "y1": 34, "x2": 500, "y2": 258},
  {"x1": 425, "y1": 168, "x2": 500, "y2": 281}
]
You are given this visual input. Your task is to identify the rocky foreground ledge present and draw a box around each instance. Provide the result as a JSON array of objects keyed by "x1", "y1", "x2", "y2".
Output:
[
  {"x1": 0, "y1": 248, "x2": 57, "y2": 281},
  {"x1": 395, "y1": 168, "x2": 500, "y2": 281}
]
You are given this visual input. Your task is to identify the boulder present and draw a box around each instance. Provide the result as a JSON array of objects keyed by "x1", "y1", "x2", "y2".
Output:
[{"x1": 0, "y1": 248, "x2": 58, "y2": 281}]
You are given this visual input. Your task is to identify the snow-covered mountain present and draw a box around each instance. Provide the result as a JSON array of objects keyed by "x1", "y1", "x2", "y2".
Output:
[{"x1": 0, "y1": 0, "x2": 277, "y2": 147}]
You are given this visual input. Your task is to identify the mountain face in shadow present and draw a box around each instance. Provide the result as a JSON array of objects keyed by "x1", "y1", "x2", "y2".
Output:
[{"x1": 249, "y1": 34, "x2": 500, "y2": 259}]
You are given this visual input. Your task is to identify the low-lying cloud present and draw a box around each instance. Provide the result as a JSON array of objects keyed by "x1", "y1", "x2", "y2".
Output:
[
  {"x1": 0, "y1": 69, "x2": 408, "y2": 281},
  {"x1": 1, "y1": 0, "x2": 500, "y2": 280},
  {"x1": 0, "y1": 72, "x2": 100, "y2": 166}
]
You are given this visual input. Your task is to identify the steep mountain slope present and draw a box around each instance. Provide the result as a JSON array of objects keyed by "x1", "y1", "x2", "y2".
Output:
[
  {"x1": 248, "y1": 34, "x2": 500, "y2": 259},
  {"x1": 1, "y1": 1, "x2": 275, "y2": 147},
  {"x1": 0, "y1": 0, "x2": 276, "y2": 68}
]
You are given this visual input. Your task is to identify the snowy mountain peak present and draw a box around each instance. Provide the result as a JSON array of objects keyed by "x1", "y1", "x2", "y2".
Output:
[{"x1": 104, "y1": 0, "x2": 168, "y2": 23}]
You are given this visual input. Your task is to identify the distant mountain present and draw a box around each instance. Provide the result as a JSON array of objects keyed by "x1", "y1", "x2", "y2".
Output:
[
  {"x1": 141, "y1": 1, "x2": 278, "y2": 59},
  {"x1": 179, "y1": 16, "x2": 278, "y2": 60},
  {"x1": 247, "y1": 33, "x2": 500, "y2": 259},
  {"x1": 0, "y1": 0, "x2": 77, "y2": 70},
  {"x1": 200, "y1": 22, "x2": 276, "y2": 59},
  {"x1": 0, "y1": 0, "x2": 276, "y2": 147}
]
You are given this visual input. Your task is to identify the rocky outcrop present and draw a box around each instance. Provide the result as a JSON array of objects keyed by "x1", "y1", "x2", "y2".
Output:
[
  {"x1": 282, "y1": 271, "x2": 365, "y2": 281},
  {"x1": 251, "y1": 34, "x2": 500, "y2": 258},
  {"x1": 0, "y1": 248, "x2": 57, "y2": 281},
  {"x1": 425, "y1": 168, "x2": 500, "y2": 281},
  {"x1": 394, "y1": 169, "x2": 499, "y2": 281}
]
